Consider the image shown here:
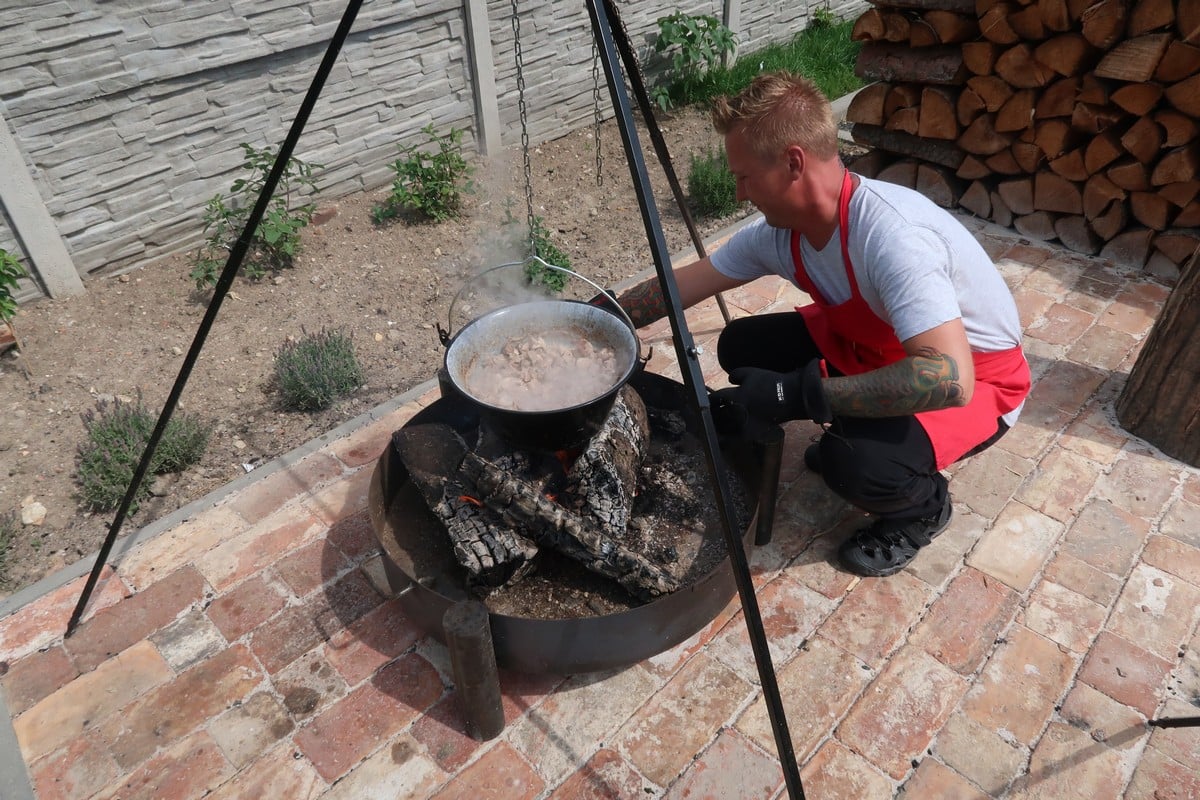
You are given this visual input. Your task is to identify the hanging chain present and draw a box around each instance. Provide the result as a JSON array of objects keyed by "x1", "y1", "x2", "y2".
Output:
[
  {"x1": 591, "y1": 37, "x2": 604, "y2": 187},
  {"x1": 509, "y1": 0, "x2": 538, "y2": 257}
]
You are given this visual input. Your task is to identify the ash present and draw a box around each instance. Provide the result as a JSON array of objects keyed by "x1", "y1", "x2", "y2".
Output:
[{"x1": 482, "y1": 405, "x2": 752, "y2": 619}]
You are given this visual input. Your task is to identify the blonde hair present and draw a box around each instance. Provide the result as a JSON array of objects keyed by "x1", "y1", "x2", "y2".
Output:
[{"x1": 711, "y1": 71, "x2": 839, "y2": 161}]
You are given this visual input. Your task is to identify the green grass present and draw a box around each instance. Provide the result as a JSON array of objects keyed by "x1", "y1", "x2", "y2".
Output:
[{"x1": 665, "y1": 14, "x2": 863, "y2": 108}]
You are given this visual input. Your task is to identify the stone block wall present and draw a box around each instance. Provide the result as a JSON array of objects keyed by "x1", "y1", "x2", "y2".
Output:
[{"x1": 0, "y1": 0, "x2": 865, "y2": 300}]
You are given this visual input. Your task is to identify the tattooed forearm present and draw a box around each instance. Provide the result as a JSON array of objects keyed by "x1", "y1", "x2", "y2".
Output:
[
  {"x1": 616, "y1": 277, "x2": 668, "y2": 328},
  {"x1": 822, "y1": 348, "x2": 966, "y2": 417}
]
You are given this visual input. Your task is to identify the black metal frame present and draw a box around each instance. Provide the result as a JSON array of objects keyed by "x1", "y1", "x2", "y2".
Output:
[
  {"x1": 585, "y1": 1, "x2": 805, "y2": 795},
  {"x1": 66, "y1": 0, "x2": 369, "y2": 636},
  {"x1": 63, "y1": 2, "x2": 799, "y2": 796}
]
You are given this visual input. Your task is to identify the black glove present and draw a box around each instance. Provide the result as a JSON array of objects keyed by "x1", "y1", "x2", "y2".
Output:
[{"x1": 712, "y1": 360, "x2": 832, "y2": 425}]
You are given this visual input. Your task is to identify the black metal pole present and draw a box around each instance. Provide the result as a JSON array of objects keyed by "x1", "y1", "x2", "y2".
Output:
[
  {"x1": 1149, "y1": 716, "x2": 1200, "y2": 728},
  {"x1": 583, "y1": 1, "x2": 805, "y2": 797},
  {"x1": 66, "y1": 0, "x2": 367, "y2": 636}
]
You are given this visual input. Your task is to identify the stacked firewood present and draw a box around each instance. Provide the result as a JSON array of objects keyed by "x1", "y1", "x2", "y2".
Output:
[{"x1": 846, "y1": 0, "x2": 1200, "y2": 273}]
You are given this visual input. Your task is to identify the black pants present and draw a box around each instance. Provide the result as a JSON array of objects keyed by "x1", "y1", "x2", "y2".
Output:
[{"x1": 717, "y1": 312, "x2": 1007, "y2": 521}]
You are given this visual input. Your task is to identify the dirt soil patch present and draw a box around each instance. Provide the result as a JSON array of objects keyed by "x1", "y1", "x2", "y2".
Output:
[{"x1": 0, "y1": 105, "x2": 768, "y2": 596}]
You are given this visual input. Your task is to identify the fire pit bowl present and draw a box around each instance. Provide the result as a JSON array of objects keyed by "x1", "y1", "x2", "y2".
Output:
[{"x1": 368, "y1": 372, "x2": 774, "y2": 675}]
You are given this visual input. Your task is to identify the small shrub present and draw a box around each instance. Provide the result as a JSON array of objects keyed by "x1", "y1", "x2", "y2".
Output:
[
  {"x1": 76, "y1": 397, "x2": 210, "y2": 512},
  {"x1": 373, "y1": 124, "x2": 474, "y2": 224},
  {"x1": 191, "y1": 143, "x2": 321, "y2": 289},
  {"x1": 525, "y1": 216, "x2": 572, "y2": 291},
  {"x1": 0, "y1": 248, "x2": 25, "y2": 325},
  {"x1": 650, "y1": 12, "x2": 736, "y2": 111},
  {"x1": 274, "y1": 328, "x2": 364, "y2": 411},
  {"x1": 811, "y1": 7, "x2": 838, "y2": 28},
  {"x1": 0, "y1": 511, "x2": 16, "y2": 586},
  {"x1": 487, "y1": 202, "x2": 573, "y2": 292},
  {"x1": 688, "y1": 149, "x2": 741, "y2": 218}
]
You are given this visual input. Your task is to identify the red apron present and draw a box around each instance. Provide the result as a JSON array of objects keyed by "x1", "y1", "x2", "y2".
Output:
[{"x1": 792, "y1": 171, "x2": 1031, "y2": 469}]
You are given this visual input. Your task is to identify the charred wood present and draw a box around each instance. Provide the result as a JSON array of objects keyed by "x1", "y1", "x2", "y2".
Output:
[
  {"x1": 459, "y1": 450, "x2": 679, "y2": 600},
  {"x1": 392, "y1": 425, "x2": 539, "y2": 589},
  {"x1": 561, "y1": 388, "x2": 649, "y2": 539}
]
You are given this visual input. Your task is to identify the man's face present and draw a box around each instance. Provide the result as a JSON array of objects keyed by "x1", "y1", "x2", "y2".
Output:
[{"x1": 724, "y1": 130, "x2": 795, "y2": 227}]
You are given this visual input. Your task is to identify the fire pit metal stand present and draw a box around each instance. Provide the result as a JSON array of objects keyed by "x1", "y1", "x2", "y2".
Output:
[{"x1": 369, "y1": 370, "x2": 784, "y2": 675}]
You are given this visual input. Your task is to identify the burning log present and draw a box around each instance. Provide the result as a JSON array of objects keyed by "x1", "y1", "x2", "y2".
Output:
[
  {"x1": 459, "y1": 448, "x2": 678, "y2": 600},
  {"x1": 392, "y1": 388, "x2": 676, "y2": 601},
  {"x1": 392, "y1": 427, "x2": 538, "y2": 590}
]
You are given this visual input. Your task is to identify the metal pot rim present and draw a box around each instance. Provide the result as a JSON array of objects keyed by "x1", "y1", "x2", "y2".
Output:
[{"x1": 443, "y1": 299, "x2": 641, "y2": 415}]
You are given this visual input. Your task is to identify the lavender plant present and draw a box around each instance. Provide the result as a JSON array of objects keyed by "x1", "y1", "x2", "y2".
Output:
[
  {"x1": 76, "y1": 396, "x2": 210, "y2": 512},
  {"x1": 274, "y1": 328, "x2": 364, "y2": 411}
]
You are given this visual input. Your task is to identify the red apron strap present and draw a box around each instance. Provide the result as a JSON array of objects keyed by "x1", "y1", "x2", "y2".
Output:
[{"x1": 792, "y1": 169, "x2": 855, "y2": 304}]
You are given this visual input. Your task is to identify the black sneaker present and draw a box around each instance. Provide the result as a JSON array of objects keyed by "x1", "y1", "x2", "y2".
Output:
[
  {"x1": 838, "y1": 497, "x2": 953, "y2": 577},
  {"x1": 804, "y1": 443, "x2": 822, "y2": 473}
]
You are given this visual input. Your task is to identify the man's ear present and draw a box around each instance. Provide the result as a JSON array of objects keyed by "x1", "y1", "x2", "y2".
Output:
[{"x1": 784, "y1": 145, "x2": 805, "y2": 178}]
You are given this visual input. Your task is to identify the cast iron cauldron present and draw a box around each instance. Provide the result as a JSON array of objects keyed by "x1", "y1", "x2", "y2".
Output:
[{"x1": 438, "y1": 259, "x2": 642, "y2": 452}]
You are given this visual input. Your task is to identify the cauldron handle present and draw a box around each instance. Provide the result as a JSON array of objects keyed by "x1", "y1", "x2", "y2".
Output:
[{"x1": 442, "y1": 256, "x2": 637, "y2": 344}]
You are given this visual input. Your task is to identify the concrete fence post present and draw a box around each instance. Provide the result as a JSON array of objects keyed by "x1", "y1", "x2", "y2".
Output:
[
  {"x1": 722, "y1": 0, "x2": 742, "y2": 67},
  {"x1": 0, "y1": 111, "x2": 84, "y2": 298},
  {"x1": 463, "y1": 0, "x2": 502, "y2": 156}
]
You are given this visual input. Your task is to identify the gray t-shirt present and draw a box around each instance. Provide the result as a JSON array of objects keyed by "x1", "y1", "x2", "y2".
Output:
[
  {"x1": 710, "y1": 175, "x2": 1023, "y2": 352},
  {"x1": 710, "y1": 174, "x2": 1025, "y2": 422}
]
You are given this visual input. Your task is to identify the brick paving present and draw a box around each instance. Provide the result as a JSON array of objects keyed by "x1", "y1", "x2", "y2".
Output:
[{"x1": 3, "y1": 216, "x2": 1200, "y2": 799}]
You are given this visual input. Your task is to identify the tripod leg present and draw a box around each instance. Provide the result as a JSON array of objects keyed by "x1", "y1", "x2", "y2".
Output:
[{"x1": 1149, "y1": 716, "x2": 1200, "y2": 728}]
